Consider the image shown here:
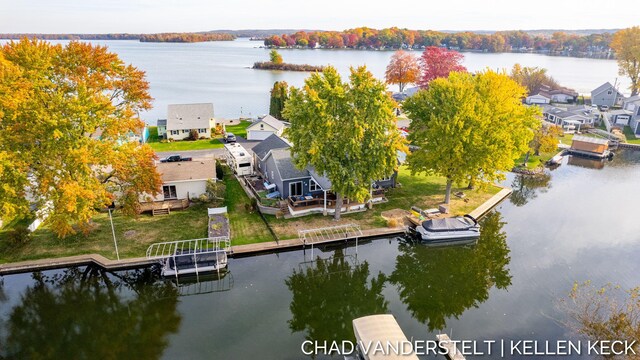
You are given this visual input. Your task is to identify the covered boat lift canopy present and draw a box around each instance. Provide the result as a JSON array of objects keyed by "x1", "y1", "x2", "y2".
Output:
[{"x1": 352, "y1": 314, "x2": 419, "y2": 360}]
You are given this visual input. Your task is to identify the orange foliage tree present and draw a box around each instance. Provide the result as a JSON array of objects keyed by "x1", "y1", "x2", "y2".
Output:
[
  {"x1": 0, "y1": 39, "x2": 162, "y2": 237},
  {"x1": 385, "y1": 50, "x2": 420, "y2": 93}
]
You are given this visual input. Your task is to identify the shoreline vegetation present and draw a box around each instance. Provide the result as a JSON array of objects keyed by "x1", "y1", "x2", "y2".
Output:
[
  {"x1": 0, "y1": 32, "x2": 236, "y2": 43},
  {"x1": 263, "y1": 28, "x2": 615, "y2": 59},
  {"x1": 253, "y1": 61, "x2": 324, "y2": 72}
]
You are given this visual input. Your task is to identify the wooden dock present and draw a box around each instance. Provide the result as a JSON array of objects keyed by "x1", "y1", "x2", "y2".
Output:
[
  {"x1": 0, "y1": 254, "x2": 155, "y2": 276},
  {"x1": 466, "y1": 187, "x2": 512, "y2": 221},
  {"x1": 437, "y1": 334, "x2": 466, "y2": 360}
]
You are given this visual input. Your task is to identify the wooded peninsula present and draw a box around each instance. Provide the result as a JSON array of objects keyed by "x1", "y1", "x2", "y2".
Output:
[{"x1": 0, "y1": 32, "x2": 235, "y2": 43}]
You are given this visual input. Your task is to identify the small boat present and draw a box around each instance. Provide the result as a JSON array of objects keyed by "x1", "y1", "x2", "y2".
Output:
[
  {"x1": 412, "y1": 216, "x2": 480, "y2": 244},
  {"x1": 161, "y1": 248, "x2": 228, "y2": 277}
]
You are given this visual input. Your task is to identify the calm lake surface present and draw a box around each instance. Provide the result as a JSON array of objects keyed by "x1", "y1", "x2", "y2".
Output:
[
  {"x1": 1, "y1": 38, "x2": 629, "y2": 122},
  {"x1": 1, "y1": 151, "x2": 639, "y2": 359}
]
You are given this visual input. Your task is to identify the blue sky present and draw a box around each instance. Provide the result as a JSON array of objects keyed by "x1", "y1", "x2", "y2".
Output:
[{"x1": 1, "y1": 0, "x2": 638, "y2": 33}]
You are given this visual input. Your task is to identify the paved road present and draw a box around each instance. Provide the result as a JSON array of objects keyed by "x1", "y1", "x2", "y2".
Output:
[{"x1": 155, "y1": 137, "x2": 261, "y2": 161}]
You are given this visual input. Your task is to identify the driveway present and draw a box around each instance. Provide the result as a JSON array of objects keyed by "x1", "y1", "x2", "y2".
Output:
[{"x1": 155, "y1": 137, "x2": 261, "y2": 161}]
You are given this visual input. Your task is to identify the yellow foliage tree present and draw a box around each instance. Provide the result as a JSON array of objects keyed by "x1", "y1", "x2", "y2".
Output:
[
  {"x1": 611, "y1": 26, "x2": 640, "y2": 96},
  {"x1": 0, "y1": 39, "x2": 162, "y2": 237},
  {"x1": 385, "y1": 50, "x2": 420, "y2": 93}
]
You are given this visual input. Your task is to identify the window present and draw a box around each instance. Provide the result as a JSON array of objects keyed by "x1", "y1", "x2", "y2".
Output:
[
  {"x1": 260, "y1": 124, "x2": 264, "y2": 129},
  {"x1": 239, "y1": 163, "x2": 251, "y2": 168},
  {"x1": 607, "y1": 90, "x2": 612, "y2": 95},
  {"x1": 163, "y1": 185, "x2": 177, "y2": 199},
  {"x1": 198, "y1": 128, "x2": 207, "y2": 133},
  {"x1": 182, "y1": 129, "x2": 189, "y2": 134},
  {"x1": 309, "y1": 179, "x2": 321, "y2": 191},
  {"x1": 170, "y1": 130, "x2": 179, "y2": 135},
  {"x1": 289, "y1": 182, "x2": 303, "y2": 197}
]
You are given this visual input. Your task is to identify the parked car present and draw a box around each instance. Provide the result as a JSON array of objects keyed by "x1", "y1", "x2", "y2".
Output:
[
  {"x1": 599, "y1": 105, "x2": 609, "y2": 111},
  {"x1": 224, "y1": 133, "x2": 237, "y2": 143},
  {"x1": 159, "y1": 154, "x2": 193, "y2": 163}
]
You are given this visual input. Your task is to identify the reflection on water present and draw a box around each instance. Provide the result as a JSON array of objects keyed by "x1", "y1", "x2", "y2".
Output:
[
  {"x1": 510, "y1": 173, "x2": 552, "y2": 207},
  {"x1": 286, "y1": 250, "x2": 388, "y2": 343},
  {"x1": 0, "y1": 266, "x2": 180, "y2": 360},
  {"x1": 567, "y1": 155, "x2": 606, "y2": 169},
  {"x1": 390, "y1": 212, "x2": 511, "y2": 331}
]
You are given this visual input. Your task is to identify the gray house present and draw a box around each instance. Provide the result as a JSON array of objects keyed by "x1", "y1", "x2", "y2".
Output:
[
  {"x1": 166, "y1": 103, "x2": 215, "y2": 140},
  {"x1": 157, "y1": 119, "x2": 167, "y2": 139},
  {"x1": 591, "y1": 82, "x2": 624, "y2": 107},
  {"x1": 622, "y1": 96, "x2": 640, "y2": 135},
  {"x1": 251, "y1": 134, "x2": 290, "y2": 175}
]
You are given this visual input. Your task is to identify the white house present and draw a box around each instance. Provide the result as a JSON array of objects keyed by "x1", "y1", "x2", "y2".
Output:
[
  {"x1": 246, "y1": 115, "x2": 287, "y2": 140},
  {"x1": 526, "y1": 93, "x2": 551, "y2": 105},
  {"x1": 153, "y1": 160, "x2": 216, "y2": 202},
  {"x1": 166, "y1": 103, "x2": 216, "y2": 141}
]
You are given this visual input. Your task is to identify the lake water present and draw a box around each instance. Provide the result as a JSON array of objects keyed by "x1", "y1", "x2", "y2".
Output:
[
  {"x1": 1, "y1": 151, "x2": 639, "y2": 359},
  {"x1": 2, "y1": 38, "x2": 629, "y2": 122}
]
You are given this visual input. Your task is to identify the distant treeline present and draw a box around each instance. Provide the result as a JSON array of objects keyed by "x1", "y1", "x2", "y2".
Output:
[
  {"x1": 263, "y1": 27, "x2": 614, "y2": 56},
  {"x1": 139, "y1": 33, "x2": 235, "y2": 42},
  {"x1": 253, "y1": 62, "x2": 324, "y2": 72},
  {"x1": 0, "y1": 33, "x2": 235, "y2": 43}
]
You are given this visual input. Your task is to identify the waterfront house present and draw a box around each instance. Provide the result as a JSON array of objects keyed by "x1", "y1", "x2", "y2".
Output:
[
  {"x1": 549, "y1": 87, "x2": 578, "y2": 103},
  {"x1": 526, "y1": 85, "x2": 552, "y2": 105},
  {"x1": 246, "y1": 115, "x2": 287, "y2": 140},
  {"x1": 252, "y1": 135, "x2": 394, "y2": 216},
  {"x1": 591, "y1": 82, "x2": 625, "y2": 108},
  {"x1": 140, "y1": 160, "x2": 216, "y2": 214},
  {"x1": 622, "y1": 96, "x2": 640, "y2": 135},
  {"x1": 540, "y1": 104, "x2": 596, "y2": 131},
  {"x1": 157, "y1": 119, "x2": 167, "y2": 139},
  {"x1": 166, "y1": 103, "x2": 215, "y2": 141}
]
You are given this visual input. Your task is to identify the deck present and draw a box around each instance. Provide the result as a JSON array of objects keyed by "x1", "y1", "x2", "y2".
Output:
[{"x1": 139, "y1": 198, "x2": 189, "y2": 213}]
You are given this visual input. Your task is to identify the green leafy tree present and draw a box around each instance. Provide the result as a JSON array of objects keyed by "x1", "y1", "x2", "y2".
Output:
[
  {"x1": 0, "y1": 39, "x2": 162, "y2": 237},
  {"x1": 611, "y1": 26, "x2": 640, "y2": 96},
  {"x1": 284, "y1": 66, "x2": 407, "y2": 220},
  {"x1": 269, "y1": 81, "x2": 289, "y2": 120},
  {"x1": 269, "y1": 49, "x2": 283, "y2": 65},
  {"x1": 522, "y1": 124, "x2": 562, "y2": 166},
  {"x1": 404, "y1": 70, "x2": 539, "y2": 204}
]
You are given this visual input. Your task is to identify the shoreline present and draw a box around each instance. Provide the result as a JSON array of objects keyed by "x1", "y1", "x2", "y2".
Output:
[{"x1": 0, "y1": 186, "x2": 512, "y2": 275}]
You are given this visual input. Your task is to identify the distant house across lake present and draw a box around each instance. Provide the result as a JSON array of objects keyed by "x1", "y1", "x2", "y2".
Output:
[{"x1": 166, "y1": 103, "x2": 215, "y2": 140}]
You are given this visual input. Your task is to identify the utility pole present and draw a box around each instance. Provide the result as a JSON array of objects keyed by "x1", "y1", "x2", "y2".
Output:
[{"x1": 108, "y1": 208, "x2": 120, "y2": 261}]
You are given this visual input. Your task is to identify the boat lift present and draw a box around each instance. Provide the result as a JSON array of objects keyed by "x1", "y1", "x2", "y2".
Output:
[
  {"x1": 146, "y1": 237, "x2": 231, "y2": 280},
  {"x1": 298, "y1": 223, "x2": 362, "y2": 258}
]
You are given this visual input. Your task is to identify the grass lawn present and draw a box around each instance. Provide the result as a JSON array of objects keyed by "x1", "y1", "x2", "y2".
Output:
[
  {"x1": 558, "y1": 133, "x2": 574, "y2": 146},
  {"x1": 146, "y1": 121, "x2": 252, "y2": 152},
  {"x1": 265, "y1": 166, "x2": 501, "y2": 240},
  {"x1": 0, "y1": 204, "x2": 211, "y2": 263},
  {"x1": 223, "y1": 169, "x2": 275, "y2": 245},
  {"x1": 623, "y1": 126, "x2": 640, "y2": 144},
  {"x1": 515, "y1": 151, "x2": 557, "y2": 168}
]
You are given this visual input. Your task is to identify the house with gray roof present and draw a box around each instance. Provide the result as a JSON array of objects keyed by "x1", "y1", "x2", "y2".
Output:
[
  {"x1": 246, "y1": 115, "x2": 287, "y2": 140},
  {"x1": 540, "y1": 104, "x2": 597, "y2": 131},
  {"x1": 253, "y1": 135, "x2": 395, "y2": 217},
  {"x1": 622, "y1": 96, "x2": 640, "y2": 135},
  {"x1": 166, "y1": 103, "x2": 215, "y2": 140},
  {"x1": 591, "y1": 82, "x2": 625, "y2": 108},
  {"x1": 157, "y1": 119, "x2": 167, "y2": 139}
]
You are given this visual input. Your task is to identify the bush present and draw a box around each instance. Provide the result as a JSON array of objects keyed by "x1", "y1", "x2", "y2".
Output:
[
  {"x1": 215, "y1": 160, "x2": 224, "y2": 180},
  {"x1": 188, "y1": 129, "x2": 199, "y2": 141},
  {"x1": 7, "y1": 224, "x2": 31, "y2": 245}
]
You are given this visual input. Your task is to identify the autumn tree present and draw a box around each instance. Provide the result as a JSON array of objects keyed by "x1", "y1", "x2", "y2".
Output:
[
  {"x1": 522, "y1": 124, "x2": 562, "y2": 166},
  {"x1": 404, "y1": 70, "x2": 539, "y2": 204},
  {"x1": 510, "y1": 63, "x2": 560, "y2": 95},
  {"x1": 269, "y1": 49, "x2": 283, "y2": 65},
  {"x1": 0, "y1": 39, "x2": 162, "y2": 237},
  {"x1": 611, "y1": 26, "x2": 640, "y2": 96},
  {"x1": 385, "y1": 50, "x2": 420, "y2": 93},
  {"x1": 284, "y1": 66, "x2": 407, "y2": 220},
  {"x1": 560, "y1": 281, "x2": 640, "y2": 354},
  {"x1": 269, "y1": 81, "x2": 289, "y2": 120},
  {"x1": 417, "y1": 46, "x2": 467, "y2": 88}
]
